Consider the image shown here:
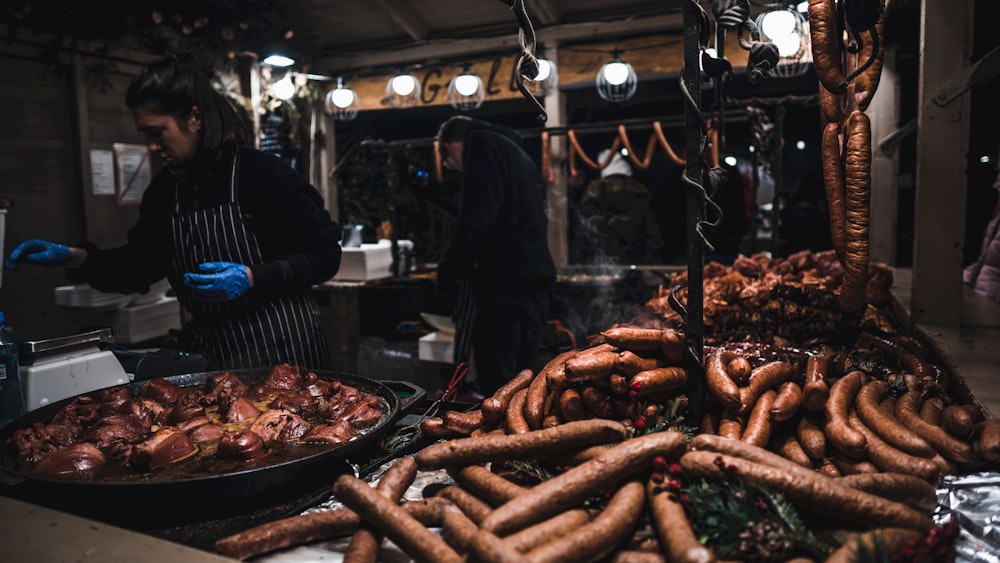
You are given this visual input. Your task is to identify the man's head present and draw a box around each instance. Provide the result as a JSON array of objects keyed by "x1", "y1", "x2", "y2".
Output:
[{"x1": 437, "y1": 115, "x2": 473, "y2": 171}]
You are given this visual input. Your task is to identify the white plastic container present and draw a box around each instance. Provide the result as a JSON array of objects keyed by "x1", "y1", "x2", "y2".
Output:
[{"x1": 418, "y1": 331, "x2": 454, "y2": 363}]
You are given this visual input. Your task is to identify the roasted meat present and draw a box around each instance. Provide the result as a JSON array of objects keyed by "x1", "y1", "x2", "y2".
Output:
[
  {"x1": 31, "y1": 443, "x2": 107, "y2": 479},
  {"x1": 128, "y1": 427, "x2": 198, "y2": 470},
  {"x1": 300, "y1": 421, "x2": 355, "y2": 444},
  {"x1": 177, "y1": 416, "x2": 225, "y2": 444},
  {"x1": 217, "y1": 430, "x2": 268, "y2": 461},
  {"x1": 223, "y1": 396, "x2": 262, "y2": 423},
  {"x1": 249, "y1": 410, "x2": 311, "y2": 442}
]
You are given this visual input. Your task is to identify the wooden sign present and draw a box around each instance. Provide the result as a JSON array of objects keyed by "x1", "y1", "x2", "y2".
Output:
[{"x1": 330, "y1": 34, "x2": 753, "y2": 112}]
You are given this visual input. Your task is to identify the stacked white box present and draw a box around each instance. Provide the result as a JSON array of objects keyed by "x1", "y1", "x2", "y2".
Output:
[{"x1": 333, "y1": 239, "x2": 393, "y2": 281}]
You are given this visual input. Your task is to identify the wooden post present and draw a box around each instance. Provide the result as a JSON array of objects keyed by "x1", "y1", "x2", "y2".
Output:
[{"x1": 911, "y1": 0, "x2": 973, "y2": 324}]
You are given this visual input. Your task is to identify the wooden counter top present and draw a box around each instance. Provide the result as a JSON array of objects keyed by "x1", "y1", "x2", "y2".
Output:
[{"x1": 0, "y1": 496, "x2": 235, "y2": 562}]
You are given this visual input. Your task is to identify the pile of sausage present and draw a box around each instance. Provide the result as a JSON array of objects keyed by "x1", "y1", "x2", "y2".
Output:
[{"x1": 212, "y1": 326, "x2": 998, "y2": 562}]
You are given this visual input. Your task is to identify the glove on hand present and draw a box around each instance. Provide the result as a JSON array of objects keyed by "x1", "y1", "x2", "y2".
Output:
[
  {"x1": 183, "y1": 261, "x2": 252, "y2": 301},
  {"x1": 5, "y1": 239, "x2": 72, "y2": 271}
]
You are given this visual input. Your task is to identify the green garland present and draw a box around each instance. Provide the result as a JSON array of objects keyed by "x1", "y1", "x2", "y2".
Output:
[{"x1": 680, "y1": 476, "x2": 831, "y2": 561}]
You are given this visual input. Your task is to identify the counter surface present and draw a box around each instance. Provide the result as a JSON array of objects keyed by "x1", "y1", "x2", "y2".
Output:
[{"x1": 0, "y1": 495, "x2": 235, "y2": 562}]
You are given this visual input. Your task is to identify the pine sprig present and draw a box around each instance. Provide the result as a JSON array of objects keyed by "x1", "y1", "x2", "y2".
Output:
[
  {"x1": 633, "y1": 397, "x2": 698, "y2": 439},
  {"x1": 681, "y1": 476, "x2": 832, "y2": 561}
]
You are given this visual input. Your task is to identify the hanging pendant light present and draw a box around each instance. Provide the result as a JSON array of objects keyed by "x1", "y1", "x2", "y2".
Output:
[
  {"x1": 527, "y1": 57, "x2": 559, "y2": 97},
  {"x1": 595, "y1": 50, "x2": 638, "y2": 103},
  {"x1": 755, "y1": 5, "x2": 811, "y2": 77},
  {"x1": 271, "y1": 72, "x2": 296, "y2": 101},
  {"x1": 385, "y1": 70, "x2": 421, "y2": 108},
  {"x1": 325, "y1": 78, "x2": 359, "y2": 121},
  {"x1": 447, "y1": 64, "x2": 485, "y2": 110}
]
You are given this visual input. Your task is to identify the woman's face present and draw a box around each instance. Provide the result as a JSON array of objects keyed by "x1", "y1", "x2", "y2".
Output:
[
  {"x1": 440, "y1": 140, "x2": 464, "y2": 172},
  {"x1": 131, "y1": 104, "x2": 201, "y2": 168}
]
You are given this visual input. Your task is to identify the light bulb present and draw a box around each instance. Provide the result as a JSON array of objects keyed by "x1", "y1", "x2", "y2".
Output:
[
  {"x1": 759, "y1": 10, "x2": 796, "y2": 39},
  {"x1": 272, "y1": 75, "x2": 295, "y2": 100},
  {"x1": 724, "y1": 155, "x2": 738, "y2": 166},
  {"x1": 603, "y1": 62, "x2": 630, "y2": 86},
  {"x1": 454, "y1": 74, "x2": 480, "y2": 96},
  {"x1": 534, "y1": 60, "x2": 551, "y2": 82},
  {"x1": 330, "y1": 88, "x2": 354, "y2": 109},
  {"x1": 263, "y1": 54, "x2": 295, "y2": 67},
  {"x1": 774, "y1": 33, "x2": 802, "y2": 58},
  {"x1": 391, "y1": 74, "x2": 416, "y2": 96}
]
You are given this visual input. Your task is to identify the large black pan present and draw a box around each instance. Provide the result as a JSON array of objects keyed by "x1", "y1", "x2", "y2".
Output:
[{"x1": 0, "y1": 368, "x2": 424, "y2": 529}]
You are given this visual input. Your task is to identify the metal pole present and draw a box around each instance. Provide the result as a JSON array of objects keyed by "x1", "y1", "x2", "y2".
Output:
[
  {"x1": 682, "y1": 0, "x2": 705, "y2": 427},
  {"x1": 771, "y1": 105, "x2": 785, "y2": 257}
]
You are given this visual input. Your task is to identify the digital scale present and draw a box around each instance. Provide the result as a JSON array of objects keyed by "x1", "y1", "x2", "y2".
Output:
[{"x1": 18, "y1": 328, "x2": 129, "y2": 411}]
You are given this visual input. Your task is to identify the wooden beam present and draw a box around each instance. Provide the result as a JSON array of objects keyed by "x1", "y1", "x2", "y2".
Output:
[
  {"x1": 315, "y1": 14, "x2": 683, "y2": 75},
  {"x1": 530, "y1": 0, "x2": 562, "y2": 26},
  {"x1": 375, "y1": 0, "x2": 430, "y2": 42},
  {"x1": 326, "y1": 33, "x2": 749, "y2": 112}
]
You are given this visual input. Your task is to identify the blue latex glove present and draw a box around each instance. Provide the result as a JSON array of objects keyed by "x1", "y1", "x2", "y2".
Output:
[
  {"x1": 6, "y1": 239, "x2": 72, "y2": 271},
  {"x1": 183, "y1": 262, "x2": 252, "y2": 301}
]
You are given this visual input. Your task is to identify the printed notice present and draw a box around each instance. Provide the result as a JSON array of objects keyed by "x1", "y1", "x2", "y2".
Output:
[
  {"x1": 90, "y1": 149, "x2": 115, "y2": 195},
  {"x1": 114, "y1": 143, "x2": 153, "y2": 205}
]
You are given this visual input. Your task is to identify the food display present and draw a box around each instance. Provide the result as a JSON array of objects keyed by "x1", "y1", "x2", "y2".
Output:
[
  {"x1": 209, "y1": 253, "x2": 993, "y2": 561},
  {"x1": 4, "y1": 364, "x2": 386, "y2": 482}
]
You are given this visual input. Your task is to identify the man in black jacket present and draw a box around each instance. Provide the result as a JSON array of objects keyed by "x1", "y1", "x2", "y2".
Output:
[{"x1": 436, "y1": 116, "x2": 556, "y2": 395}]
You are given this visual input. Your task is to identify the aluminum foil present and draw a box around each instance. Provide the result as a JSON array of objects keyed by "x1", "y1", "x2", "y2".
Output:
[{"x1": 934, "y1": 471, "x2": 1000, "y2": 562}]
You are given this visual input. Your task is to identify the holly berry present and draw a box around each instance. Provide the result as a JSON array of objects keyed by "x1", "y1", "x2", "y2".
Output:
[
  {"x1": 634, "y1": 415, "x2": 647, "y2": 430},
  {"x1": 651, "y1": 471, "x2": 665, "y2": 484},
  {"x1": 652, "y1": 455, "x2": 668, "y2": 471}
]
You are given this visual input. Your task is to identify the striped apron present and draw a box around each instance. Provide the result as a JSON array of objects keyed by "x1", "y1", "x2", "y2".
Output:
[
  {"x1": 166, "y1": 153, "x2": 331, "y2": 370},
  {"x1": 452, "y1": 275, "x2": 477, "y2": 367}
]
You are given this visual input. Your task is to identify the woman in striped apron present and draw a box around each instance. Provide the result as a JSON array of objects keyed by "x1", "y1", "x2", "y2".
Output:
[{"x1": 6, "y1": 54, "x2": 341, "y2": 370}]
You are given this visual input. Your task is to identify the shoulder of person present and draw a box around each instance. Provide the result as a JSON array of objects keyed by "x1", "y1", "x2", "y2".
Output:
[
  {"x1": 467, "y1": 121, "x2": 522, "y2": 146},
  {"x1": 237, "y1": 146, "x2": 291, "y2": 175}
]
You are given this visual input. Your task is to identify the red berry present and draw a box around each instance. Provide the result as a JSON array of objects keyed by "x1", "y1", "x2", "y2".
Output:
[
  {"x1": 634, "y1": 416, "x2": 646, "y2": 430},
  {"x1": 668, "y1": 462, "x2": 683, "y2": 475},
  {"x1": 652, "y1": 456, "x2": 668, "y2": 471},
  {"x1": 631, "y1": 381, "x2": 643, "y2": 391},
  {"x1": 667, "y1": 479, "x2": 682, "y2": 492},
  {"x1": 651, "y1": 471, "x2": 665, "y2": 484}
]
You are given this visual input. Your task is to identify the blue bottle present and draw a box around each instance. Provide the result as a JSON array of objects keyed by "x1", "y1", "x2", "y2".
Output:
[{"x1": 0, "y1": 311, "x2": 26, "y2": 427}]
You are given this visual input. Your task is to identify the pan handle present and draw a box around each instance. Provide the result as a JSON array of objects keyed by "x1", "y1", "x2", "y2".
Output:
[
  {"x1": 379, "y1": 379, "x2": 427, "y2": 413},
  {"x1": 378, "y1": 379, "x2": 427, "y2": 415}
]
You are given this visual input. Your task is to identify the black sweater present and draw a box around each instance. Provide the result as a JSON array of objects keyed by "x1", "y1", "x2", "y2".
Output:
[
  {"x1": 68, "y1": 146, "x2": 342, "y2": 295},
  {"x1": 437, "y1": 120, "x2": 555, "y2": 297}
]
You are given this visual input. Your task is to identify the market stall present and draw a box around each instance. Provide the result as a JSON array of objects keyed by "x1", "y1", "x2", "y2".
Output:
[{"x1": 2, "y1": 0, "x2": 998, "y2": 561}]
